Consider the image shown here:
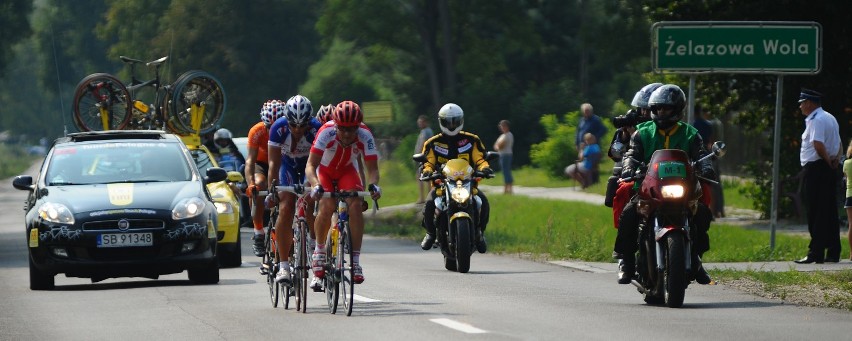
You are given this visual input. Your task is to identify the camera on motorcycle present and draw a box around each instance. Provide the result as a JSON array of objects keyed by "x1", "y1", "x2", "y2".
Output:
[
  {"x1": 711, "y1": 141, "x2": 726, "y2": 158},
  {"x1": 611, "y1": 109, "x2": 650, "y2": 128}
]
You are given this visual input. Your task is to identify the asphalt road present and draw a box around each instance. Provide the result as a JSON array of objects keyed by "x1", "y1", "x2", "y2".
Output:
[{"x1": 2, "y1": 173, "x2": 851, "y2": 340}]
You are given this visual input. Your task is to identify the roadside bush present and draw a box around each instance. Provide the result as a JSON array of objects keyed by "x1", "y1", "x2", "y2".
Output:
[{"x1": 530, "y1": 113, "x2": 578, "y2": 178}]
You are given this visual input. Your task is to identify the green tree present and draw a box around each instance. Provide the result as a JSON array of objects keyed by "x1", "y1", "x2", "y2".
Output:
[{"x1": 0, "y1": 0, "x2": 33, "y2": 77}]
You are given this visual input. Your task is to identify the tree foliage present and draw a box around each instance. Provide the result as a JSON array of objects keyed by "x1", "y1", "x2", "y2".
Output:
[{"x1": 0, "y1": 0, "x2": 33, "y2": 78}]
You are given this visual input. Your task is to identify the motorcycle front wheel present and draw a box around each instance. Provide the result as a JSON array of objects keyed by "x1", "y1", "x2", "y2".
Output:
[
  {"x1": 454, "y1": 219, "x2": 473, "y2": 273},
  {"x1": 663, "y1": 233, "x2": 686, "y2": 308}
]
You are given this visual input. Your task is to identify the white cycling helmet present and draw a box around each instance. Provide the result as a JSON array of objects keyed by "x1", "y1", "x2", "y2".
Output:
[
  {"x1": 213, "y1": 128, "x2": 232, "y2": 140},
  {"x1": 285, "y1": 95, "x2": 313, "y2": 126},
  {"x1": 438, "y1": 103, "x2": 464, "y2": 136}
]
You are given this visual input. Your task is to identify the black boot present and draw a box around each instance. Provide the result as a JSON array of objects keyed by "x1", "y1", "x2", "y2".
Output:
[
  {"x1": 693, "y1": 254, "x2": 711, "y2": 284},
  {"x1": 476, "y1": 234, "x2": 487, "y2": 254},
  {"x1": 420, "y1": 233, "x2": 436, "y2": 250},
  {"x1": 421, "y1": 199, "x2": 436, "y2": 250},
  {"x1": 617, "y1": 254, "x2": 635, "y2": 284}
]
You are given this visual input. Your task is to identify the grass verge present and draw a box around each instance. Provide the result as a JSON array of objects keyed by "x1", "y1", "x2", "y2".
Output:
[{"x1": 711, "y1": 269, "x2": 852, "y2": 311}]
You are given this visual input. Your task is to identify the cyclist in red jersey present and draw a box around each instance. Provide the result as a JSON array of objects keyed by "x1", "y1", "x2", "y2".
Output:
[
  {"x1": 306, "y1": 100, "x2": 381, "y2": 284},
  {"x1": 246, "y1": 99, "x2": 286, "y2": 257}
]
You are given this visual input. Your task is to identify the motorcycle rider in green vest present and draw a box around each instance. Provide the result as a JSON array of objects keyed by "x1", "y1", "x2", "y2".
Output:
[{"x1": 613, "y1": 84, "x2": 715, "y2": 285}]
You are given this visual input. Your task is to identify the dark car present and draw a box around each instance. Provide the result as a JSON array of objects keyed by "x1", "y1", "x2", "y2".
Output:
[{"x1": 12, "y1": 130, "x2": 227, "y2": 290}]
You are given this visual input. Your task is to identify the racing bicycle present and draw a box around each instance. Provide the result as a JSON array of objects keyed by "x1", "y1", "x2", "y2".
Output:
[
  {"x1": 71, "y1": 55, "x2": 225, "y2": 134},
  {"x1": 320, "y1": 186, "x2": 378, "y2": 316},
  {"x1": 258, "y1": 185, "x2": 311, "y2": 312},
  {"x1": 257, "y1": 187, "x2": 283, "y2": 308}
]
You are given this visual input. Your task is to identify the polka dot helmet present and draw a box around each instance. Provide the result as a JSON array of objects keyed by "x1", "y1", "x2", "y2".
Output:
[{"x1": 259, "y1": 99, "x2": 286, "y2": 126}]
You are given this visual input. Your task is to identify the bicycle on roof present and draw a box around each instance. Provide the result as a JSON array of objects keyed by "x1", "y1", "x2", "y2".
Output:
[{"x1": 71, "y1": 55, "x2": 225, "y2": 134}]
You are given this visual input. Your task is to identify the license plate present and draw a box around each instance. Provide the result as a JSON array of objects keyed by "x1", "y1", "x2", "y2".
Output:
[{"x1": 98, "y1": 233, "x2": 153, "y2": 248}]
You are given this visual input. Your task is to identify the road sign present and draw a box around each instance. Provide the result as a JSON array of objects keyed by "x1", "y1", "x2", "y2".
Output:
[
  {"x1": 653, "y1": 21, "x2": 821, "y2": 74},
  {"x1": 362, "y1": 101, "x2": 393, "y2": 124}
]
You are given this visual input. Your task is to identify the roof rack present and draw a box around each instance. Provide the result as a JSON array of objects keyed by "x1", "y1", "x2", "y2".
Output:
[{"x1": 65, "y1": 130, "x2": 169, "y2": 142}]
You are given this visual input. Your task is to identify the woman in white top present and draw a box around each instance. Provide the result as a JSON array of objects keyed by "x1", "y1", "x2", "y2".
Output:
[{"x1": 494, "y1": 120, "x2": 514, "y2": 194}]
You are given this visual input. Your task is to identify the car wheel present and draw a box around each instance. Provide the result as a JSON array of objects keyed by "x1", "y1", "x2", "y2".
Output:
[
  {"x1": 29, "y1": 256, "x2": 54, "y2": 290},
  {"x1": 188, "y1": 260, "x2": 219, "y2": 284},
  {"x1": 218, "y1": 238, "x2": 242, "y2": 268}
]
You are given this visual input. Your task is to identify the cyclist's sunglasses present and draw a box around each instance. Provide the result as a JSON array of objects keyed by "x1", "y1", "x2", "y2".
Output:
[
  {"x1": 289, "y1": 122, "x2": 308, "y2": 129},
  {"x1": 336, "y1": 126, "x2": 358, "y2": 133}
]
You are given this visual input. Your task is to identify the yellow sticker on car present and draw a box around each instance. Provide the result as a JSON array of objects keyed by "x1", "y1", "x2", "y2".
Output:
[
  {"x1": 107, "y1": 183, "x2": 134, "y2": 206},
  {"x1": 29, "y1": 229, "x2": 38, "y2": 247}
]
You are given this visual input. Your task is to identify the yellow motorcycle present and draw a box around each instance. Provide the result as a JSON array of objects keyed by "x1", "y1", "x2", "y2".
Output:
[{"x1": 414, "y1": 152, "x2": 497, "y2": 273}]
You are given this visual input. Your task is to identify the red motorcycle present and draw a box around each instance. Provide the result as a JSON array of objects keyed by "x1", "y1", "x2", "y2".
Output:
[{"x1": 629, "y1": 141, "x2": 724, "y2": 308}]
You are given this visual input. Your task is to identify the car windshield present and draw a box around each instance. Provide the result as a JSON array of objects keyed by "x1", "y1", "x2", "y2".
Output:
[{"x1": 45, "y1": 141, "x2": 192, "y2": 185}]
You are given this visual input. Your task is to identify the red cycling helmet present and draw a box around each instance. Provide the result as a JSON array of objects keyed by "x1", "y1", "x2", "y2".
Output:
[{"x1": 333, "y1": 100, "x2": 363, "y2": 127}]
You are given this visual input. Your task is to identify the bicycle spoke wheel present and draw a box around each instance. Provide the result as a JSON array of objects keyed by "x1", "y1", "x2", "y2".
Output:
[
  {"x1": 340, "y1": 224, "x2": 355, "y2": 316},
  {"x1": 168, "y1": 70, "x2": 225, "y2": 134},
  {"x1": 295, "y1": 221, "x2": 308, "y2": 313},
  {"x1": 72, "y1": 73, "x2": 131, "y2": 131},
  {"x1": 324, "y1": 235, "x2": 339, "y2": 314},
  {"x1": 265, "y1": 231, "x2": 279, "y2": 308}
]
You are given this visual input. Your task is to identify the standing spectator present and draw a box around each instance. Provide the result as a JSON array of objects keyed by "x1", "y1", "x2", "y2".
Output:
[
  {"x1": 707, "y1": 108, "x2": 726, "y2": 218},
  {"x1": 494, "y1": 120, "x2": 514, "y2": 194},
  {"x1": 691, "y1": 105, "x2": 713, "y2": 149},
  {"x1": 575, "y1": 103, "x2": 607, "y2": 150},
  {"x1": 565, "y1": 133, "x2": 601, "y2": 189},
  {"x1": 414, "y1": 115, "x2": 433, "y2": 203},
  {"x1": 794, "y1": 89, "x2": 842, "y2": 264},
  {"x1": 844, "y1": 139, "x2": 852, "y2": 260}
]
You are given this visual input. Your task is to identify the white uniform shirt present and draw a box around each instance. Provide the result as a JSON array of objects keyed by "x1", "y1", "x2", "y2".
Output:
[{"x1": 800, "y1": 107, "x2": 840, "y2": 166}]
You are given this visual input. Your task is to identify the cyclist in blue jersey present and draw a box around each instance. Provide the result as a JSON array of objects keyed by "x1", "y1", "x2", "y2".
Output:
[{"x1": 266, "y1": 95, "x2": 323, "y2": 285}]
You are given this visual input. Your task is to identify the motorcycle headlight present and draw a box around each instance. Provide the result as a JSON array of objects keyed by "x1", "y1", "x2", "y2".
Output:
[
  {"x1": 173, "y1": 197, "x2": 207, "y2": 220},
  {"x1": 38, "y1": 202, "x2": 75, "y2": 224},
  {"x1": 661, "y1": 184, "x2": 685, "y2": 199},
  {"x1": 214, "y1": 202, "x2": 233, "y2": 214},
  {"x1": 450, "y1": 185, "x2": 471, "y2": 203}
]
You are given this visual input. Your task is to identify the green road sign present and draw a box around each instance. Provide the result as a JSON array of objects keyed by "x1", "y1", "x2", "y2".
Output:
[{"x1": 653, "y1": 21, "x2": 821, "y2": 74}]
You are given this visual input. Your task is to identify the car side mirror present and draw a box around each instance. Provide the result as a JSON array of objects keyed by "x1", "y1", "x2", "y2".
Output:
[
  {"x1": 204, "y1": 168, "x2": 228, "y2": 184},
  {"x1": 12, "y1": 175, "x2": 34, "y2": 191}
]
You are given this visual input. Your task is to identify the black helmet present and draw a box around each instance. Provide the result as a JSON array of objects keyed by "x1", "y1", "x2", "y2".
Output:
[
  {"x1": 648, "y1": 84, "x2": 686, "y2": 128},
  {"x1": 631, "y1": 83, "x2": 663, "y2": 109}
]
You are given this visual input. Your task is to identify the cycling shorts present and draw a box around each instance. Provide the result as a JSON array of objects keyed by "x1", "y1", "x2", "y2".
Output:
[{"x1": 317, "y1": 164, "x2": 362, "y2": 192}]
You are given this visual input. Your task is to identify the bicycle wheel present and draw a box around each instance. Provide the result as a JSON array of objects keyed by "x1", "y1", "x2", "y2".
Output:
[
  {"x1": 265, "y1": 210, "x2": 280, "y2": 308},
  {"x1": 283, "y1": 244, "x2": 293, "y2": 310},
  {"x1": 324, "y1": 230, "x2": 339, "y2": 314},
  {"x1": 295, "y1": 220, "x2": 308, "y2": 313},
  {"x1": 168, "y1": 70, "x2": 225, "y2": 134},
  {"x1": 340, "y1": 223, "x2": 355, "y2": 316},
  {"x1": 72, "y1": 73, "x2": 132, "y2": 131}
]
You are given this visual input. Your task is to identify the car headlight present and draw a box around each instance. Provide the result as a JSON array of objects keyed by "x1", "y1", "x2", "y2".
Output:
[
  {"x1": 37, "y1": 202, "x2": 75, "y2": 224},
  {"x1": 173, "y1": 197, "x2": 207, "y2": 220},
  {"x1": 450, "y1": 183, "x2": 471, "y2": 203},
  {"x1": 214, "y1": 202, "x2": 233, "y2": 214},
  {"x1": 661, "y1": 184, "x2": 685, "y2": 199}
]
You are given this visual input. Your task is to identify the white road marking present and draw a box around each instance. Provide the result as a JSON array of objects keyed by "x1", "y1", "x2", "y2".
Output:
[
  {"x1": 352, "y1": 294, "x2": 380, "y2": 303},
  {"x1": 430, "y1": 318, "x2": 487, "y2": 334},
  {"x1": 549, "y1": 260, "x2": 613, "y2": 273}
]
